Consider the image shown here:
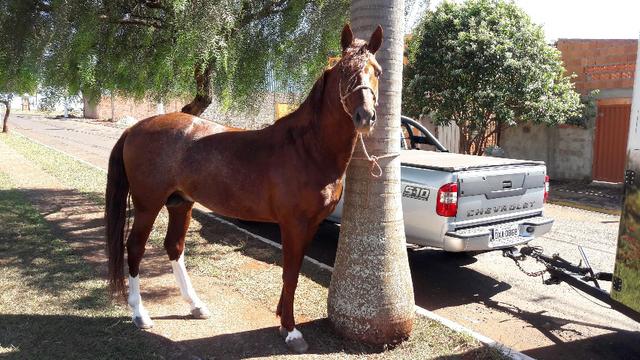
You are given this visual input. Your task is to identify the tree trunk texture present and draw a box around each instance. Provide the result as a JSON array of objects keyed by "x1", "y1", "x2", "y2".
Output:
[
  {"x1": 181, "y1": 62, "x2": 213, "y2": 116},
  {"x1": 328, "y1": 0, "x2": 414, "y2": 345},
  {"x1": 1, "y1": 101, "x2": 9, "y2": 133}
]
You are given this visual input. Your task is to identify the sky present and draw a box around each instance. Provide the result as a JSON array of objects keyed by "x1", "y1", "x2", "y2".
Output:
[{"x1": 412, "y1": 0, "x2": 640, "y2": 41}]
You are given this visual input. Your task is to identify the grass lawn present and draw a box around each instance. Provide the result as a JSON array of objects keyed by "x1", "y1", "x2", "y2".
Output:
[
  {"x1": 0, "y1": 132, "x2": 503, "y2": 359},
  {"x1": 0, "y1": 172, "x2": 174, "y2": 359}
]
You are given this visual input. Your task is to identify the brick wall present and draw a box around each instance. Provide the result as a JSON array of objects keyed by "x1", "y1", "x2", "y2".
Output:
[
  {"x1": 85, "y1": 95, "x2": 186, "y2": 121},
  {"x1": 201, "y1": 92, "x2": 301, "y2": 130},
  {"x1": 557, "y1": 39, "x2": 637, "y2": 94},
  {"x1": 84, "y1": 92, "x2": 302, "y2": 130}
]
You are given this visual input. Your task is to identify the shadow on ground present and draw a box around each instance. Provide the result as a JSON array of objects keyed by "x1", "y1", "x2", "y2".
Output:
[
  {"x1": 4, "y1": 186, "x2": 638, "y2": 359},
  {"x1": 208, "y1": 213, "x2": 511, "y2": 310},
  {"x1": 0, "y1": 188, "x2": 110, "y2": 309},
  {"x1": 212, "y1": 213, "x2": 640, "y2": 360},
  {"x1": 0, "y1": 314, "x2": 182, "y2": 359},
  {"x1": 0, "y1": 188, "x2": 384, "y2": 359},
  {"x1": 0, "y1": 314, "x2": 384, "y2": 359}
]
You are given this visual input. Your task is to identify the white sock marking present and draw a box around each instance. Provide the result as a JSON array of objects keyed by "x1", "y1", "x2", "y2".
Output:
[
  {"x1": 128, "y1": 275, "x2": 151, "y2": 321},
  {"x1": 286, "y1": 328, "x2": 304, "y2": 342},
  {"x1": 171, "y1": 254, "x2": 205, "y2": 310}
]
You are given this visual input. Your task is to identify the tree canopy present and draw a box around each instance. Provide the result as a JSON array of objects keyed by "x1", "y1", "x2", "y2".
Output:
[
  {"x1": 403, "y1": 0, "x2": 582, "y2": 154},
  {"x1": 0, "y1": 1, "x2": 47, "y2": 97},
  {"x1": 0, "y1": 0, "x2": 350, "y2": 114}
]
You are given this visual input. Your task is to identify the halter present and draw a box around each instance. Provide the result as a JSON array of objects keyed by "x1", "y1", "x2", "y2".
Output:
[
  {"x1": 339, "y1": 83, "x2": 379, "y2": 116},
  {"x1": 337, "y1": 49, "x2": 398, "y2": 179},
  {"x1": 337, "y1": 50, "x2": 379, "y2": 116}
]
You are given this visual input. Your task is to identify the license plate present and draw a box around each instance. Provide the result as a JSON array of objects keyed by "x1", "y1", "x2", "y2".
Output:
[{"x1": 490, "y1": 224, "x2": 520, "y2": 247}]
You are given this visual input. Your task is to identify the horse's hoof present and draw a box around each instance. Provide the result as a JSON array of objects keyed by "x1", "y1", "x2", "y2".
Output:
[
  {"x1": 279, "y1": 326, "x2": 309, "y2": 354},
  {"x1": 191, "y1": 306, "x2": 211, "y2": 319},
  {"x1": 133, "y1": 316, "x2": 154, "y2": 329}
]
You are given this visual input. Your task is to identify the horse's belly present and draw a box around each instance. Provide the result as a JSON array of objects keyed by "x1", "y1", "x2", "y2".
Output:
[{"x1": 189, "y1": 184, "x2": 275, "y2": 223}]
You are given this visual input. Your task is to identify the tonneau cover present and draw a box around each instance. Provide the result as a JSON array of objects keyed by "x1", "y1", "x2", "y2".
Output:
[{"x1": 400, "y1": 149, "x2": 544, "y2": 172}]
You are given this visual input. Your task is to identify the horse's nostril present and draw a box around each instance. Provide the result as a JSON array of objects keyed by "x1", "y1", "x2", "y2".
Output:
[
  {"x1": 371, "y1": 112, "x2": 376, "y2": 122},
  {"x1": 355, "y1": 111, "x2": 362, "y2": 123}
]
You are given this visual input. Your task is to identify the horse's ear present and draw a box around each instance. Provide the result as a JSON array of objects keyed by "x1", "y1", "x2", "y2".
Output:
[
  {"x1": 367, "y1": 25, "x2": 383, "y2": 54},
  {"x1": 341, "y1": 24, "x2": 354, "y2": 51}
]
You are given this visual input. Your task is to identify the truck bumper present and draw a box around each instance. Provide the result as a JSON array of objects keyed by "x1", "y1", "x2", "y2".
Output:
[{"x1": 443, "y1": 216, "x2": 554, "y2": 252}]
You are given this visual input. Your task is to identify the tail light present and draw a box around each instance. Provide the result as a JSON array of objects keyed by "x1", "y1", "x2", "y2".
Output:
[
  {"x1": 544, "y1": 175, "x2": 550, "y2": 203},
  {"x1": 436, "y1": 182, "x2": 458, "y2": 217}
]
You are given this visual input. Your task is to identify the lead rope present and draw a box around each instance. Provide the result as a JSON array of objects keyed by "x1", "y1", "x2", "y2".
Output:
[
  {"x1": 351, "y1": 133, "x2": 399, "y2": 178},
  {"x1": 350, "y1": 133, "x2": 400, "y2": 209}
]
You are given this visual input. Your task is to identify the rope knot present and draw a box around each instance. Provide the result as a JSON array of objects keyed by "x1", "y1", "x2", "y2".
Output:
[
  {"x1": 353, "y1": 133, "x2": 399, "y2": 178},
  {"x1": 368, "y1": 155, "x2": 382, "y2": 178}
]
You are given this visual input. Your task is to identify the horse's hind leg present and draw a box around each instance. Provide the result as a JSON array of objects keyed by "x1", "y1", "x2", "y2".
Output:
[
  {"x1": 164, "y1": 201, "x2": 210, "y2": 319},
  {"x1": 126, "y1": 204, "x2": 161, "y2": 329}
]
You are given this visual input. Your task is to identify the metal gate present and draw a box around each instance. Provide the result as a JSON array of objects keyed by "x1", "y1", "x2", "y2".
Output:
[{"x1": 593, "y1": 104, "x2": 632, "y2": 182}]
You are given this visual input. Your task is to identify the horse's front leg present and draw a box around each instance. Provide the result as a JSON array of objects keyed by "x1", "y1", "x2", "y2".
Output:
[{"x1": 277, "y1": 220, "x2": 316, "y2": 353}]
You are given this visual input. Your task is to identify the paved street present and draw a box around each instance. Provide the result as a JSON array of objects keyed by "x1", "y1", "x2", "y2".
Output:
[{"x1": 8, "y1": 114, "x2": 640, "y2": 359}]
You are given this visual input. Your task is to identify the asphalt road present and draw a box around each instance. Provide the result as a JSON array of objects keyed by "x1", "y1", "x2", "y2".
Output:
[{"x1": 9, "y1": 114, "x2": 640, "y2": 359}]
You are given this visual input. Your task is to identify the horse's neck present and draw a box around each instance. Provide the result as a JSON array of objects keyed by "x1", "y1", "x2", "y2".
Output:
[
  {"x1": 275, "y1": 81, "x2": 357, "y2": 181},
  {"x1": 313, "y1": 91, "x2": 358, "y2": 178}
]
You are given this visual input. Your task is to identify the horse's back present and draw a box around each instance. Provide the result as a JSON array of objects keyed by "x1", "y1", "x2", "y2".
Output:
[
  {"x1": 129, "y1": 112, "x2": 238, "y2": 137},
  {"x1": 122, "y1": 112, "x2": 237, "y2": 203}
]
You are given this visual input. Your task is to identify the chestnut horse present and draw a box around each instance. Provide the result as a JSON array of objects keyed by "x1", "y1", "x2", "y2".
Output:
[{"x1": 105, "y1": 24, "x2": 383, "y2": 353}]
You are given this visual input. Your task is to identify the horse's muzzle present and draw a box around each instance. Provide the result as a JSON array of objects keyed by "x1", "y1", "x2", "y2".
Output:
[{"x1": 353, "y1": 107, "x2": 376, "y2": 133}]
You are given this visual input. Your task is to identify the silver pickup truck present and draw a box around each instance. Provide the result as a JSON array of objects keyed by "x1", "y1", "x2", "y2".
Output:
[{"x1": 328, "y1": 116, "x2": 553, "y2": 252}]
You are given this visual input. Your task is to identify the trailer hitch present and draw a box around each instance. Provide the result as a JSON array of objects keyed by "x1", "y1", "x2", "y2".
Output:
[
  {"x1": 502, "y1": 245, "x2": 640, "y2": 322},
  {"x1": 503, "y1": 245, "x2": 612, "y2": 288}
]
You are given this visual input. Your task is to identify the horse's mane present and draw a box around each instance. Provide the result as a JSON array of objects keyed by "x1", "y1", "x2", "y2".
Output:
[
  {"x1": 273, "y1": 39, "x2": 370, "y2": 128},
  {"x1": 301, "y1": 39, "x2": 370, "y2": 114}
]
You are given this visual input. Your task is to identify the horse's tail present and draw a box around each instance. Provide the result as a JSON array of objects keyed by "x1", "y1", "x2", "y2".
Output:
[{"x1": 105, "y1": 130, "x2": 130, "y2": 298}]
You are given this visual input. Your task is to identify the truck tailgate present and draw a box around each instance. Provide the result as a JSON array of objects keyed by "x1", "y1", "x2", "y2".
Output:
[{"x1": 454, "y1": 165, "x2": 547, "y2": 228}]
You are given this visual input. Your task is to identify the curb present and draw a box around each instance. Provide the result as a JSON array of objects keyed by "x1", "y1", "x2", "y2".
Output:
[
  {"x1": 547, "y1": 199, "x2": 621, "y2": 216},
  {"x1": 9, "y1": 130, "x2": 534, "y2": 360},
  {"x1": 12, "y1": 130, "x2": 110, "y2": 174}
]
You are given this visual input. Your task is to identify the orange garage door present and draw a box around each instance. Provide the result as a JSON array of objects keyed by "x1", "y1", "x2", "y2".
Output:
[{"x1": 593, "y1": 104, "x2": 631, "y2": 183}]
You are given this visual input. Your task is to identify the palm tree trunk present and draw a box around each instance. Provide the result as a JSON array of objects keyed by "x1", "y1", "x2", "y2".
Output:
[
  {"x1": 328, "y1": 0, "x2": 414, "y2": 345},
  {"x1": 1, "y1": 100, "x2": 10, "y2": 133}
]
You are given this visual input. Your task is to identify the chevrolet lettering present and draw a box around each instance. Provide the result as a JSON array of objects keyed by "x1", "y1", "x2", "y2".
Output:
[{"x1": 467, "y1": 201, "x2": 535, "y2": 217}]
